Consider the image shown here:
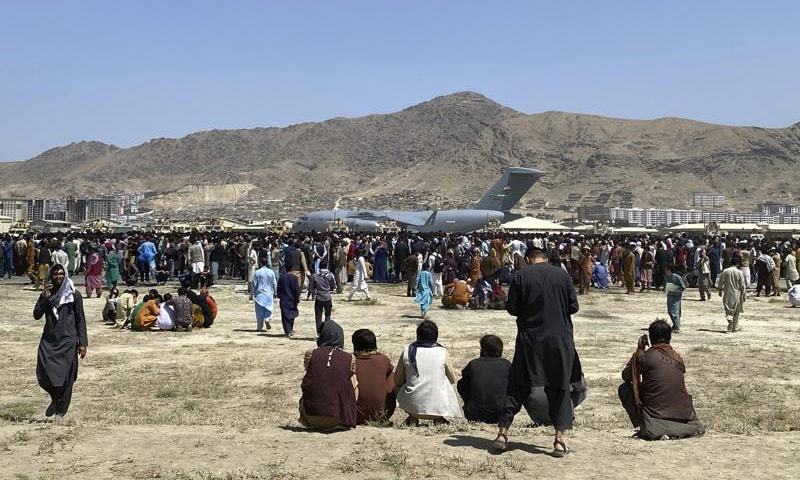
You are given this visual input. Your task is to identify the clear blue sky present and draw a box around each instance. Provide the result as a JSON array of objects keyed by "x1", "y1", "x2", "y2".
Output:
[{"x1": 2, "y1": 1, "x2": 798, "y2": 161}]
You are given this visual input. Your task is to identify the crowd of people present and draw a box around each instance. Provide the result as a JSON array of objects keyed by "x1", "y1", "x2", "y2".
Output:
[{"x1": 19, "y1": 226, "x2": 798, "y2": 452}]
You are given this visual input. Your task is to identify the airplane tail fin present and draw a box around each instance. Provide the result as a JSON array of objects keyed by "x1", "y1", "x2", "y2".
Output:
[{"x1": 473, "y1": 167, "x2": 544, "y2": 212}]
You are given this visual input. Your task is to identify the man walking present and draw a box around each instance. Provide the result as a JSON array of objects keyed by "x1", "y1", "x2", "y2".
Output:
[
  {"x1": 494, "y1": 247, "x2": 581, "y2": 457},
  {"x1": 718, "y1": 259, "x2": 747, "y2": 333},
  {"x1": 697, "y1": 248, "x2": 712, "y2": 301},
  {"x1": 252, "y1": 256, "x2": 277, "y2": 332},
  {"x1": 309, "y1": 261, "x2": 336, "y2": 334}
]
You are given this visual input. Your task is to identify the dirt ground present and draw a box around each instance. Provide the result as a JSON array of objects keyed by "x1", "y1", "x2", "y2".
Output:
[{"x1": 1, "y1": 277, "x2": 799, "y2": 480}]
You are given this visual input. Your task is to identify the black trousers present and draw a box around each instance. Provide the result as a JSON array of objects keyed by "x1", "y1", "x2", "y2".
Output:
[
  {"x1": 41, "y1": 381, "x2": 74, "y2": 416},
  {"x1": 499, "y1": 382, "x2": 572, "y2": 431},
  {"x1": 314, "y1": 299, "x2": 332, "y2": 333},
  {"x1": 406, "y1": 272, "x2": 417, "y2": 297}
]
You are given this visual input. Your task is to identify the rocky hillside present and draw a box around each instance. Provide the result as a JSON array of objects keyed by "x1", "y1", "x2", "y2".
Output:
[{"x1": 2, "y1": 92, "x2": 799, "y2": 214}]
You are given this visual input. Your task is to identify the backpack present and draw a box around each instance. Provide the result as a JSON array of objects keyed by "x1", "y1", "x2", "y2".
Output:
[{"x1": 433, "y1": 254, "x2": 444, "y2": 273}]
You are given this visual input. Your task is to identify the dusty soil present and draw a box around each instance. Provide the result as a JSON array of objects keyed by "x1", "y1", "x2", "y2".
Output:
[{"x1": 1, "y1": 278, "x2": 799, "y2": 480}]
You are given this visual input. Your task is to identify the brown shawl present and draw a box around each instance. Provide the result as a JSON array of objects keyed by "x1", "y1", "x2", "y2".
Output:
[{"x1": 630, "y1": 343, "x2": 685, "y2": 409}]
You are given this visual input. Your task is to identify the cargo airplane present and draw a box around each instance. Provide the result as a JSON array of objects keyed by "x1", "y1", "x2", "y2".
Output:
[{"x1": 291, "y1": 167, "x2": 544, "y2": 233}]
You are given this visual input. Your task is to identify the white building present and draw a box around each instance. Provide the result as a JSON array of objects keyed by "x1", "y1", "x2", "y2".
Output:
[
  {"x1": 0, "y1": 198, "x2": 27, "y2": 222},
  {"x1": 609, "y1": 207, "x2": 800, "y2": 227},
  {"x1": 692, "y1": 193, "x2": 726, "y2": 207}
]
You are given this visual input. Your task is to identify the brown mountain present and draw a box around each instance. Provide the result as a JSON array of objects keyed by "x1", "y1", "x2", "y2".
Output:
[{"x1": 2, "y1": 92, "x2": 799, "y2": 215}]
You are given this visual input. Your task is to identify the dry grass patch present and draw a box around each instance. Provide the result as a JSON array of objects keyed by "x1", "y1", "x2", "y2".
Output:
[
  {"x1": 0, "y1": 399, "x2": 40, "y2": 422},
  {"x1": 132, "y1": 461, "x2": 305, "y2": 480},
  {"x1": 333, "y1": 436, "x2": 525, "y2": 479}
]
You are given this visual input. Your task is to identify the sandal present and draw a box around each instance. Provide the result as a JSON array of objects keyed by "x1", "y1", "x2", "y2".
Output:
[
  {"x1": 492, "y1": 433, "x2": 508, "y2": 452},
  {"x1": 552, "y1": 439, "x2": 570, "y2": 458}
]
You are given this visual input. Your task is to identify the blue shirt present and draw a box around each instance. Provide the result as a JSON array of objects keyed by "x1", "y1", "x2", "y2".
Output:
[
  {"x1": 253, "y1": 266, "x2": 277, "y2": 310},
  {"x1": 138, "y1": 241, "x2": 157, "y2": 262}
]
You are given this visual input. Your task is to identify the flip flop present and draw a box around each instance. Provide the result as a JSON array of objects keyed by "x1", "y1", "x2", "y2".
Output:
[
  {"x1": 492, "y1": 433, "x2": 508, "y2": 452},
  {"x1": 552, "y1": 439, "x2": 570, "y2": 458}
]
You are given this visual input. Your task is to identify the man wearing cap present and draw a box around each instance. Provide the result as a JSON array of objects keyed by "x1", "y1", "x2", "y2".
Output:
[{"x1": 494, "y1": 246, "x2": 582, "y2": 457}]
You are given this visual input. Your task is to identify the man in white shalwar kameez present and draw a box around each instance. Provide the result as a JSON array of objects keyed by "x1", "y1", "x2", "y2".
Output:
[
  {"x1": 718, "y1": 260, "x2": 747, "y2": 333},
  {"x1": 347, "y1": 251, "x2": 371, "y2": 300}
]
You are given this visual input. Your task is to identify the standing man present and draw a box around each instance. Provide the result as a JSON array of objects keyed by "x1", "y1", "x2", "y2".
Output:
[
  {"x1": 697, "y1": 248, "x2": 712, "y2": 301},
  {"x1": 333, "y1": 241, "x2": 348, "y2": 294},
  {"x1": 188, "y1": 238, "x2": 205, "y2": 286},
  {"x1": 252, "y1": 256, "x2": 277, "y2": 332},
  {"x1": 33, "y1": 264, "x2": 87, "y2": 422},
  {"x1": 36, "y1": 240, "x2": 53, "y2": 290},
  {"x1": 429, "y1": 249, "x2": 445, "y2": 297},
  {"x1": 63, "y1": 236, "x2": 77, "y2": 277},
  {"x1": 138, "y1": 235, "x2": 157, "y2": 284},
  {"x1": 404, "y1": 253, "x2": 418, "y2": 297},
  {"x1": 4, "y1": 234, "x2": 15, "y2": 279},
  {"x1": 664, "y1": 264, "x2": 688, "y2": 333},
  {"x1": 494, "y1": 247, "x2": 581, "y2": 458},
  {"x1": 209, "y1": 239, "x2": 226, "y2": 284},
  {"x1": 15, "y1": 235, "x2": 28, "y2": 276},
  {"x1": 708, "y1": 240, "x2": 722, "y2": 289},
  {"x1": 277, "y1": 268, "x2": 300, "y2": 338},
  {"x1": 620, "y1": 243, "x2": 636, "y2": 294},
  {"x1": 718, "y1": 259, "x2": 747, "y2": 333},
  {"x1": 785, "y1": 248, "x2": 799, "y2": 291},
  {"x1": 770, "y1": 248, "x2": 782, "y2": 296},
  {"x1": 308, "y1": 261, "x2": 336, "y2": 334}
]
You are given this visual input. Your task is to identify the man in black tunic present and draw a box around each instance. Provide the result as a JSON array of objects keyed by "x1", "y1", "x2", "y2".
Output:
[
  {"x1": 33, "y1": 264, "x2": 88, "y2": 422},
  {"x1": 494, "y1": 247, "x2": 581, "y2": 457}
]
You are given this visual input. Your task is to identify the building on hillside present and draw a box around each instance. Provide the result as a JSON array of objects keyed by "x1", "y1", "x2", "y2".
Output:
[
  {"x1": 692, "y1": 192, "x2": 726, "y2": 207},
  {"x1": 576, "y1": 205, "x2": 611, "y2": 222},
  {"x1": 27, "y1": 198, "x2": 68, "y2": 221},
  {"x1": 0, "y1": 198, "x2": 28, "y2": 222},
  {"x1": 608, "y1": 207, "x2": 800, "y2": 227},
  {"x1": 27, "y1": 199, "x2": 45, "y2": 221},
  {"x1": 761, "y1": 202, "x2": 799, "y2": 215},
  {"x1": 69, "y1": 196, "x2": 118, "y2": 222}
]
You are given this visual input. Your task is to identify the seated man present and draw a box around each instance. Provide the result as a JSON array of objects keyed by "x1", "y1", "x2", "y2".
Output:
[
  {"x1": 395, "y1": 320, "x2": 463, "y2": 425},
  {"x1": 299, "y1": 320, "x2": 357, "y2": 430},
  {"x1": 441, "y1": 279, "x2": 472, "y2": 309},
  {"x1": 487, "y1": 279, "x2": 507, "y2": 310},
  {"x1": 186, "y1": 289, "x2": 214, "y2": 328},
  {"x1": 114, "y1": 289, "x2": 138, "y2": 329},
  {"x1": 165, "y1": 287, "x2": 194, "y2": 331},
  {"x1": 457, "y1": 335, "x2": 510, "y2": 423},
  {"x1": 200, "y1": 288, "x2": 217, "y2": 327},
  {"x1": 176, "y1": 267, "x2": 193, "y2": 289},
  {"x1": 154, "y1": 265, "x2": 169, "y2": 285},
  {"x1": 592, "y1": 262, "x2": 609, "y2": 289},
  {"x1": 352, "y1": 328, "x2": 396, "y2": 425},
  {"x1": 471, "y1": 277, "x2": 493, "y2": 309},
  {"x1": 157, "y1": 293, "x2": 177, "y2": 331},
  {"x1": 196, "y1": 266, "x2": 213, "y2": 289},
  {"x1": 618, "y1": 319, "x2": 705, "y2": 440},
  {"x1": 788, "y1": 283, "x2": 800, "y2": 307},
  {"x1": 133, "y1": 294, "x2": 162, "y2": 331},
  {"x1": 102, "y1": 288, "x2": 120, "y2": 324}
]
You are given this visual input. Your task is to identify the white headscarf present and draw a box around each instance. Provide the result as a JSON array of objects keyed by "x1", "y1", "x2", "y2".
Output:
[{"x1": 49, "y1": 266, "x2": 76, "y2": 320}]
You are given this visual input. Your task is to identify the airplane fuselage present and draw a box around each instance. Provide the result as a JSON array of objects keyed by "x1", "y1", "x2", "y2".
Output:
[{"x1": 293, "y1": 208, "x2": 504, "y2": 233}]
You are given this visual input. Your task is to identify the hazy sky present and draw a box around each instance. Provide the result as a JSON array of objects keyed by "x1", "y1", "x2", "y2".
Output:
[{"x1": 2, "y1": 1, "x2": 798, "y2": 161}]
